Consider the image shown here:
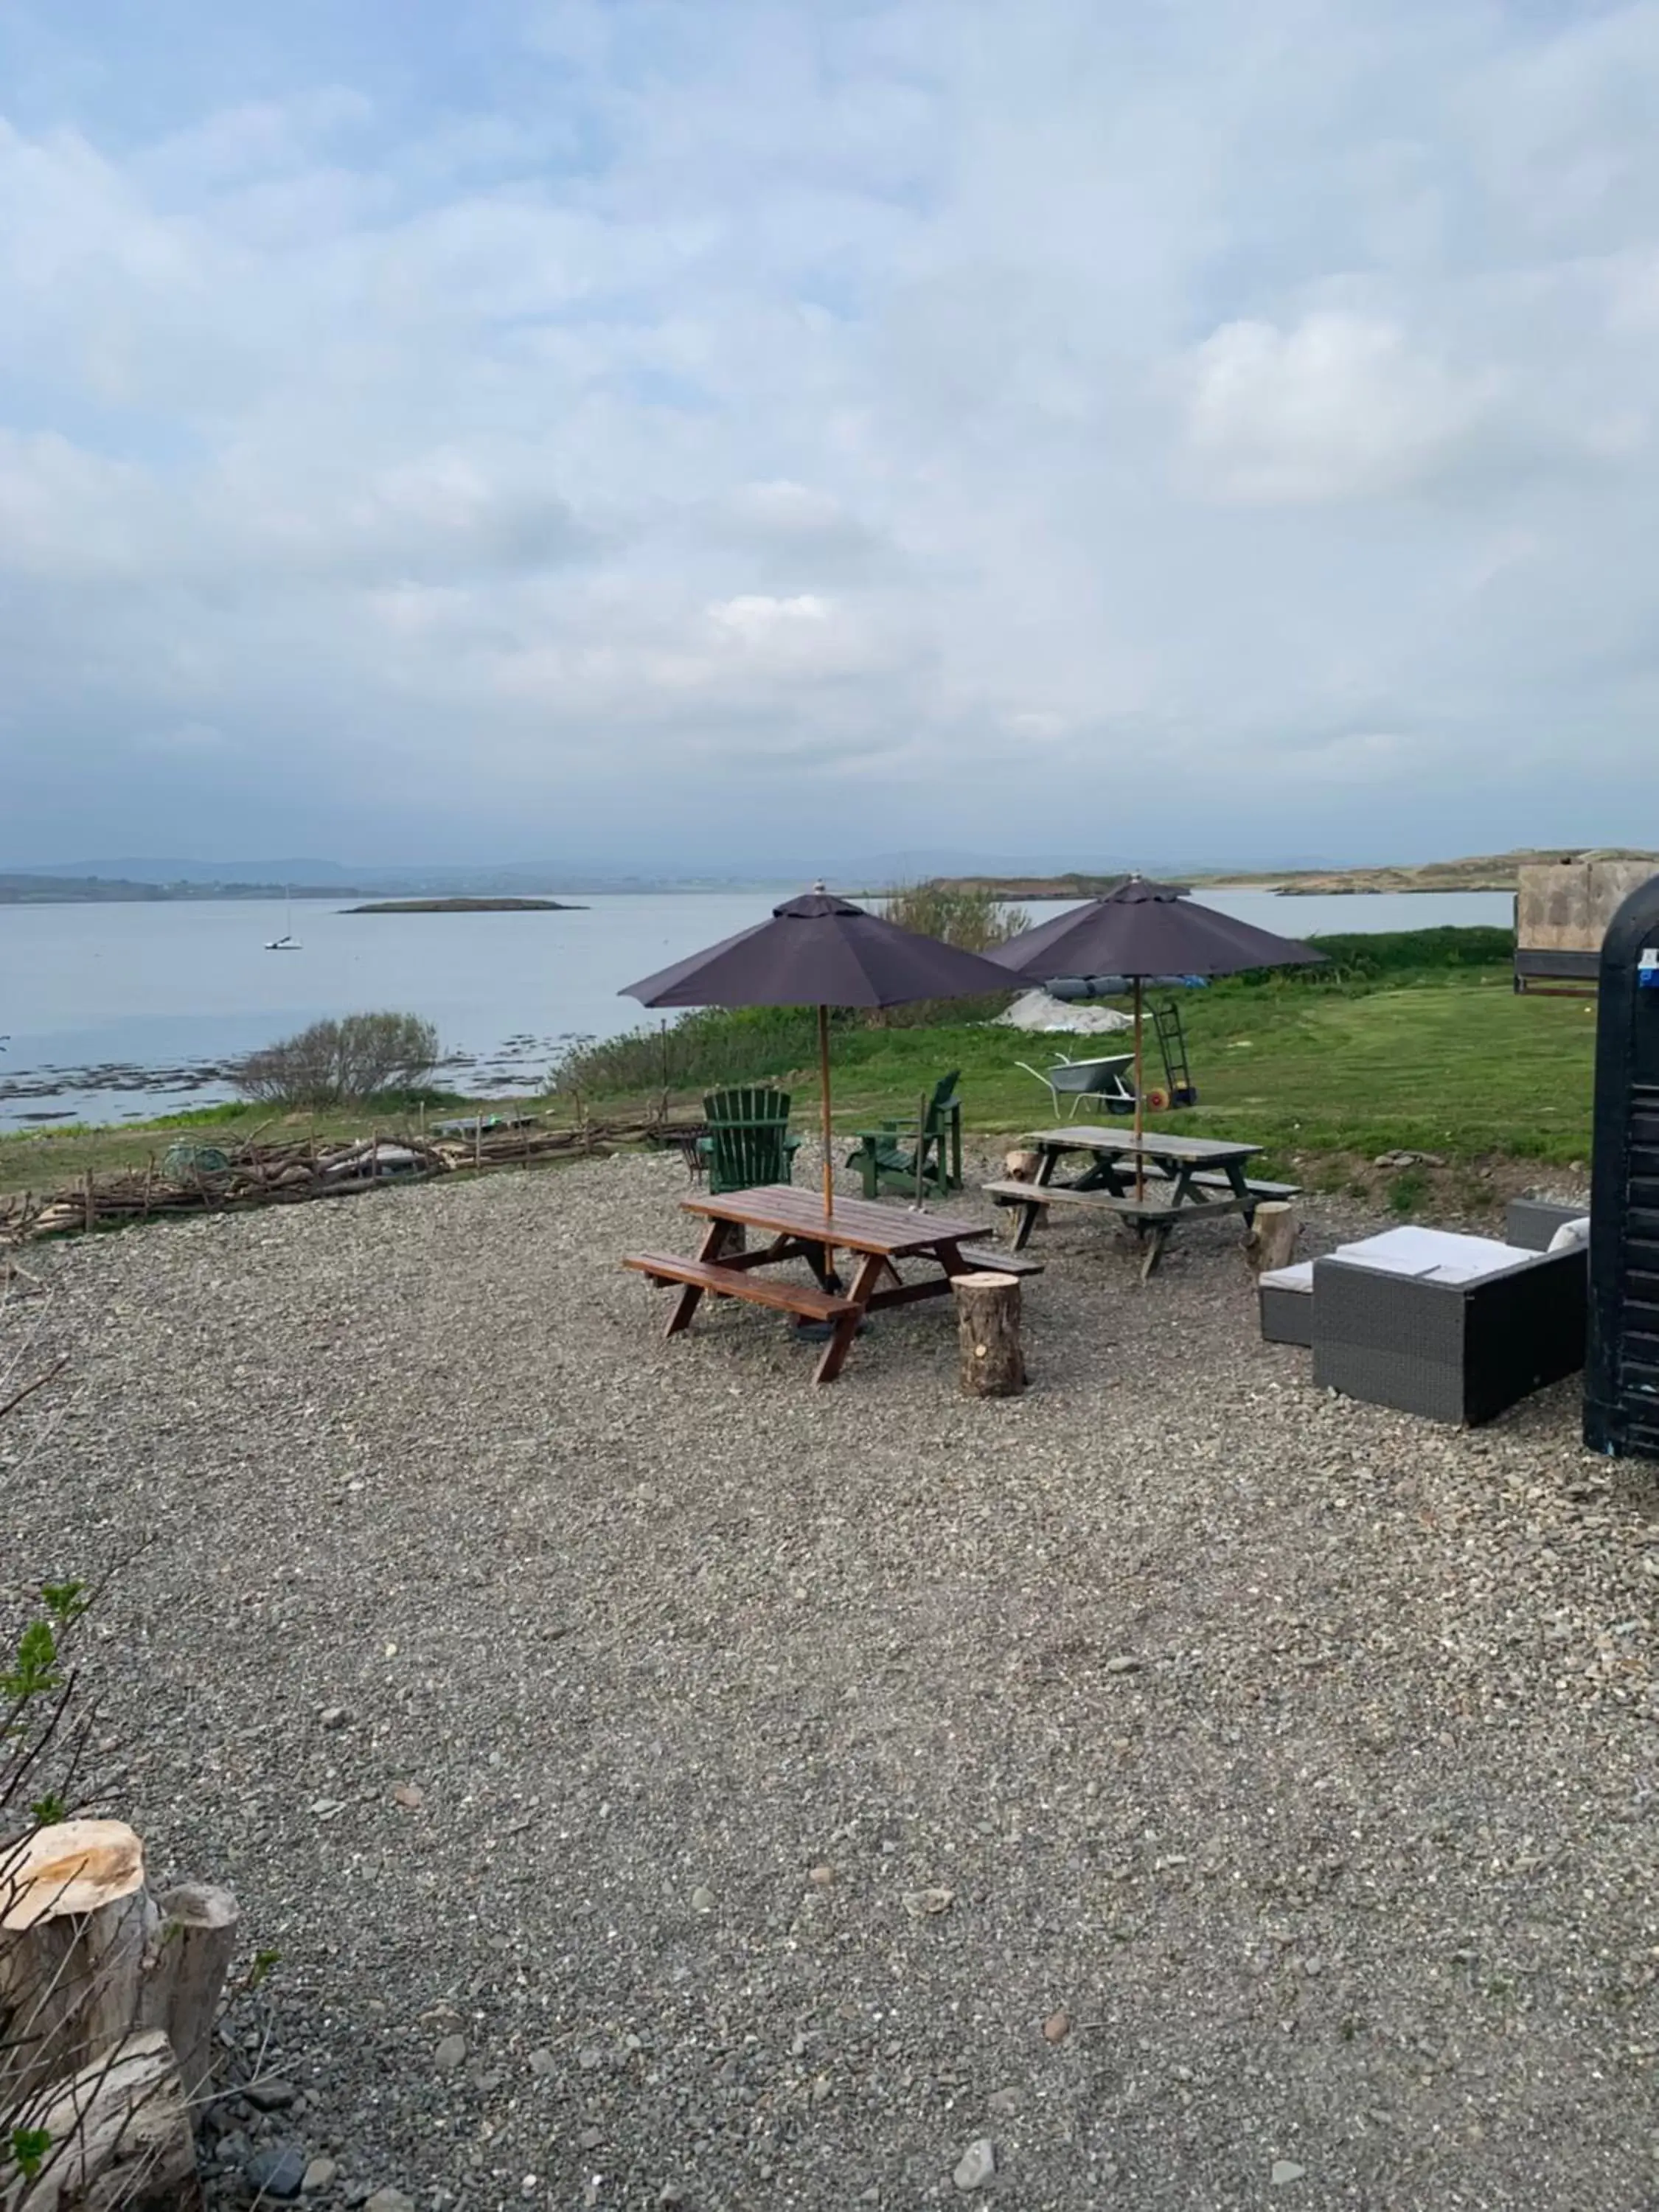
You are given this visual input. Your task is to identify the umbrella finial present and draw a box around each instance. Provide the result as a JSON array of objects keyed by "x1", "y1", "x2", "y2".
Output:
[{"x1": 811, "y1": 879, "x2": 827, "y2": 893}]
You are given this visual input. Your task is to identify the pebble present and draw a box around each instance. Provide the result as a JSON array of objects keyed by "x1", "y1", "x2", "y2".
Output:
[
  {"x1": 902, "y1": 1885, "x2": 955, "y2": 1917},
  {"x1": 528, "y1": 2048, "x2": 556, "y2": 2077},
  {"x1": 363, "y1": 2191, "x2": 414, "y2": 2212},
  {"x1": 246, "y1": 2079, "x2": 299, "y2": 2111},
  {"x1": 1271, "y1": 2160, "x2": 1307, "y2": 2185},
  {"x1": 953, "y1": 2138, "x2": 996, "y2": 2192},
  {"x1": 578, "y1": 2127, "x2": 604, "y2": 2151},
  {"x1": 808, "y1": 1863, "x2": 835, "y2": 1886},
  {"x1": 302, "y1": 2158, "x2": 338, "y2": 2194},
  {"x1": 577, "y1": 2047, "x2": 605, "y2": 2070},
  {"x1": 987, "y1": 2089, "x2": 1020, "y2": 2115},
  {"x1": 246, "y1": 2146, "x2": 307, "y2": 2199},
  {"x1": 392, "y1": 1783, "x2": 424, "y2": 1810},
  {"x1": 1043, "y1": 2009, "x2": 1071, "y2": 2043},
  {"x1": 690, "y1": 1885, "x2": 716, "y2": 1913},
  {"x1": 319, "y1": 1706, "x2": 349, "y2": 1729},
  {"x1": 433, "y1": 2034, "x2": 467, "y2": 2072}
]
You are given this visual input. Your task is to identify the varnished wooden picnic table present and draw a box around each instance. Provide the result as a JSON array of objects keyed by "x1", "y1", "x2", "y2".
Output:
[
  {"x1": 985, "y1": 1127, "x2": 1295, "y2": 1280},
  {"x1": 623, "y1": 1183, "x2": 1012, "y2": 1383}
]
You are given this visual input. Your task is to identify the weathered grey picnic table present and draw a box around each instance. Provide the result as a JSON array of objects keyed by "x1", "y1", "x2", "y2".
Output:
[{"x1": 985, "y1": 1127, "x2": 1298, "y2": 1279}]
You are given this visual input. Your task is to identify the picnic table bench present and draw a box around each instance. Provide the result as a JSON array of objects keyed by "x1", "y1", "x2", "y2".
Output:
[
  {"x1": 987, "y1": 1127, "x2": 1298, "y2": 1279},
  {"x1": 624, "y1": 1183, "x2": 1028, "y2": 1384}
]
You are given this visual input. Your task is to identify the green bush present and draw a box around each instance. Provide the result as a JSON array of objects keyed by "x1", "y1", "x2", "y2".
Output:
[
  {"x1": 1298, "y1": 926, "x2": 1514, "y2": 983},
  {"x1": 550, "y1": 1005, "x2": 832, "y2": 1100}
]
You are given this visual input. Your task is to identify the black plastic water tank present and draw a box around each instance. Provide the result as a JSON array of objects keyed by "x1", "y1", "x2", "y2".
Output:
[{"x1": 1585, "y1": 872, "x2": 1659, "y2": 1458}]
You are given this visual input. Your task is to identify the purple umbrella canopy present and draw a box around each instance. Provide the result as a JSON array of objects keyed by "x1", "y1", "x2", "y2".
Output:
[
  {"x1": 622, "y1": 888, "x2": 1019, "y2": 1009},
  {"x1": 621, "y1": 889, "x2": 1017, "y2": 1216},
  {"x1": 989, "y1": 875, "x2": 1325, "y2": 1165},
  {"x1": 989, "y1": 875, "x2": 1326, "y2": 984}
]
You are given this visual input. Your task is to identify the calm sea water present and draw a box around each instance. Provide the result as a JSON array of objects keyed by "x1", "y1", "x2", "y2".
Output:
[{"x1": 0, "y1": 887, "x2": 1514, "y2": 1128}]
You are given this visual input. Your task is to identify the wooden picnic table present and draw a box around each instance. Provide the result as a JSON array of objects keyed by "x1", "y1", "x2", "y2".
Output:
[
  {"x1": 623, "y1": 1184, "x2": 1020, "y2": 1384},
  {"x1": 985, "y1": 1126, "x2": 1295, "y2": 1280}
]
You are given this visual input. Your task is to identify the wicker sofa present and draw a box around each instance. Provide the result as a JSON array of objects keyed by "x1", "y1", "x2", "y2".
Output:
[{"x1": 1308, "y1": 1228, "x2": 1587, "y2": 1425}]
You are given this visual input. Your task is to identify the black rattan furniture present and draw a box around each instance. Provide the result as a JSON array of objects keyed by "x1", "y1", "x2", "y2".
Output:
[
  {"x1": 1506, "y1": 1197, "x2": 1587, "y2": 1252},
  {"x1": 1312, "y1": 1238, "x2": 1587, "y2": 1425},
  {"x1": 1258, "y1": 1260, "x2": 1314, "y2": 1346}
]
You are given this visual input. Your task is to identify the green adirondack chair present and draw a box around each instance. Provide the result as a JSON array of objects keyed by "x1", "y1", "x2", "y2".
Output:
[
  {"x1": 698, "y1": 1086, "x2": 804, "y2": 1195},
  {"x1": 846, "y1": 1071, "x2": 964, "y2": 1200}
]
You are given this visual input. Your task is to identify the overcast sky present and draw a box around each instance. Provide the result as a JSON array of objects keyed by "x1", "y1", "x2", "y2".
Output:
[{"x1": 1, "y1": 0, "x2": 1655, "y2": 872}]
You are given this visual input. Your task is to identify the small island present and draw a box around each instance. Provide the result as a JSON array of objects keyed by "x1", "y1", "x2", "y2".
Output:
[{"x1": 344, "y1": 896, "x2": 587, "y2": 914}]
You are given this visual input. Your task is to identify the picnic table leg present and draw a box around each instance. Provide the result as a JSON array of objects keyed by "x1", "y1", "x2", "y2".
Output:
[
  {"x1": 1223, "y1": 1160, "x2": 1258, "y2": 1226},
  {"x1": 1007, "y1": 1144, "x2": 1060, "y2": 1253},
  {"x1": 667, "y1": 1218, "x2": 734, "y2": 1335},
  {"x1": 799, "y1": 1239, "x2": 845, "y2": 1296},
  {"x1": 1140, "y1": 1222, "x2": 1172, "y2": 1281},
  {"x1": 1007, "y1": 1200, "x2": 1041, "y2": 1254},
  {"x1": 814, "y1": 1253, "x2": 885, "y2": 1384}
]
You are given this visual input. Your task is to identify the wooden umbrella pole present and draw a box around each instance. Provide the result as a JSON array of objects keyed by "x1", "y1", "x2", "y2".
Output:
[{"x1": 818, "y1": 1002, "x2": 835, "y2": 1217}]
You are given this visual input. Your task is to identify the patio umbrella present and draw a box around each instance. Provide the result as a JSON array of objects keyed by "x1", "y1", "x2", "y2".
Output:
[
  {"x1": 990, "y1": 874, "x2": 1325, "y2": 1176},
  {"x1": 621, "y1": 887, "x2": 1018, "y2": 1216}
]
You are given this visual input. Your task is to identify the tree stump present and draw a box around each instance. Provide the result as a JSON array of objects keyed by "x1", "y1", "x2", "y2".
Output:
[
  {"x1": 1, "y1": 1821, "x2": 238, "y2": 2209},
  {"x1": 3, "y1": 2030, "x2": 195, "y2": 2212},
  {"x1": 953, "y1": 1272, "x2": 1026, "y2": 1397},
  {"x1": 1244, "y1": 1201, "x2": 1298, "y2": 1276},
  {"x1": 142, "y1": 1885, "x2": 240, "y2": 2104},
  {"x1": 0, "y1": 1822, "x2": 153, "y2": 2107}
]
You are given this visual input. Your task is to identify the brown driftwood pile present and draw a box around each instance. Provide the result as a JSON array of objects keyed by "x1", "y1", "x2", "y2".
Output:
[{"x1": 0, "y1": 1116, "x2": 700, "y2": 1246}]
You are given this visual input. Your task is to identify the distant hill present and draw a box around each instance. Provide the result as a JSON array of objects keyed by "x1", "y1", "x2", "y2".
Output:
[
  {"x1": 0, "y1": 874, "x2": 355, "y2": 904},
  {"x1": 928, "y1": 851, "x2": 1654, "y2": 899}
]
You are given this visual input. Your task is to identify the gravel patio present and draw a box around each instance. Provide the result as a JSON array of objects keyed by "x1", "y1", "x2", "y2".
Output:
[{"x1": 1, "y1": 1150, "x2": 1656, "y2": 2211}]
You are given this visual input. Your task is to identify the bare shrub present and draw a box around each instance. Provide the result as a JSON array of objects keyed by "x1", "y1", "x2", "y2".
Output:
[
  {"x1": 231, "y1": 1012, "x2": 439, "y2": 1107},
  {"x1": 875, "y1": 882, "x2": 1030, "y2": 1026},
  {"x1": 880, "y1": 881, "x2": 1030, "y2": 953}
]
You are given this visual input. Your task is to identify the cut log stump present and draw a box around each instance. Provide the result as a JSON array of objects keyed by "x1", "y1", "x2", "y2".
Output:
[
  {"x1": 1244, "y1": 1200, "x2": 1299, "y2": 1276},
  {"x1": 142, "y1": 1885, "x2": 240, "y2": 2104},
  {"x1": 953, "y1": 1270, "x2": 1026, "y2": 1398},
  {"x1": 2, "y1": 2029, "x2": 195, "y2": 2212},
  {"x1": 1, "y1": 1821, "x2": 238, "y2": 2211}
]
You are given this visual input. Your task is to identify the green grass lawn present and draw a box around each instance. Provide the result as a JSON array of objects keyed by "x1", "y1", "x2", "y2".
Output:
[
  {"x1": 720, "y1": 967, "x2": 1597, "y2": 1169},
  {"x1": 0, "y1": 955, "x2": 1599, "y2": 1204}
]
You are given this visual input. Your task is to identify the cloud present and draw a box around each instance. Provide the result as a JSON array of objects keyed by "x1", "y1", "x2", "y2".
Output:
[
  {"x1": 1180, "y1": 313, "x2": 1497, "y2": 504},
  {"x1": 2, "y1": 0, "x2": 1659, "y2": 866}
]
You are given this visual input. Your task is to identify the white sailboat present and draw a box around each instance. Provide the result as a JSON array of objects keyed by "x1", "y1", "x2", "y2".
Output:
[{"x1": 265, "y1": 886, "x2": 302, "y2": 950}]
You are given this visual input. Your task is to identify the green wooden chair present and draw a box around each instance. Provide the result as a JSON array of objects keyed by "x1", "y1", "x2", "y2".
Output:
[
  {"x1": 846, "y1": 1071, "x2": 964, "y2": 1201},
  {"x1": 698, "y1": 1086, "x2": 804, "y2": 1195}
]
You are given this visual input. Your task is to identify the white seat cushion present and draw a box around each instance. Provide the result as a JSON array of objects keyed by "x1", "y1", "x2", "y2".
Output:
[
  {"x1": 1548, "y1": 1217, "x2": 1591, "y2": 1253},
  {"x1": 1259, "y1": 1261, "x2": 1314, "y2": 1293},
  {"x1": 1325, "y1": 1225, "x2": 1534, "y2": 1287}
]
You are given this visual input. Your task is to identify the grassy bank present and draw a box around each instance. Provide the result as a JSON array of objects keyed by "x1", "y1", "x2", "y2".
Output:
[
  {"x1": 548, "y1": 929, "x2": 1594, "y2": 1176},
  {"x1": 0, "y1": 930, "x2": 1597, "y2": 1205}
]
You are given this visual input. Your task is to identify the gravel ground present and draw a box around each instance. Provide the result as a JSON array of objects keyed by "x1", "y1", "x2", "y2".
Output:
[{"x1": 2, "y1": 1150, "x2": 1657, "y2": 2212}]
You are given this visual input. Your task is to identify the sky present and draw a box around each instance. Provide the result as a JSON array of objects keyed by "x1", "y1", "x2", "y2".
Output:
[{"x1": 1, "y1": 0, "x2": 1657, "y2": 874}]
